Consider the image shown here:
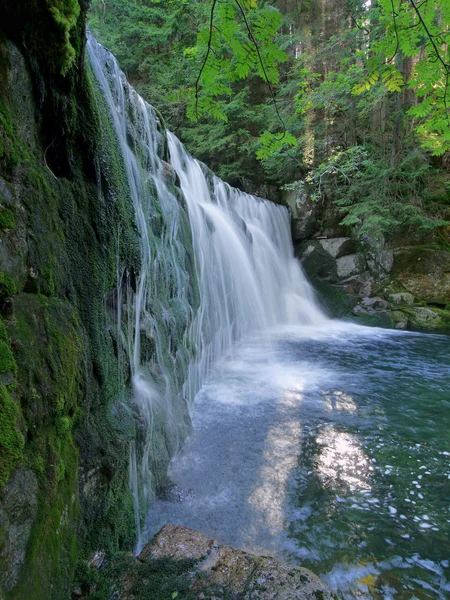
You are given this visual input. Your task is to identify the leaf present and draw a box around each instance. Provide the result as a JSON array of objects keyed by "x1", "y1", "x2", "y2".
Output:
[{"x1": 256, "y1": 131, "x2": 297, "y2": 160}]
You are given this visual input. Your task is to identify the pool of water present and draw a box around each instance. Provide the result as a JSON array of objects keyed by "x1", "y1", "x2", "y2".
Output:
[{"x1": 144, "y1": 322, "x2": 450, "y2": 599}]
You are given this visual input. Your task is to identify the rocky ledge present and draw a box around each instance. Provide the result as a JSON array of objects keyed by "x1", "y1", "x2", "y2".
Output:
[
  {"x1": 74, "y1": 524, "x2": 337, "y2": 599},
  {"x1": 284, "y1": 188, "x2": 450, "y2": 331},
  {"x1": 297, "y1": 238, "x2": 450, "y2": 330}
]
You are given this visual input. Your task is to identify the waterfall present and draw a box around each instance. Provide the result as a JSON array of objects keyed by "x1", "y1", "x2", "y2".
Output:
[{"x1": 86, "y1": 34, "x2": 325, "y2": 552}]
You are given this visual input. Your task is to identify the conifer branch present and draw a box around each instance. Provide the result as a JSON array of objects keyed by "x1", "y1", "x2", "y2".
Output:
[{"x1": 233, "y1": 0, "x2": 286, "y2": 139}]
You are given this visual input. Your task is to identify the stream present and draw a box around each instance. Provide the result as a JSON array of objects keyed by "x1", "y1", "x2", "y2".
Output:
[{"x1": 144, "y1": 321, "x2": 450, "y2": 600}]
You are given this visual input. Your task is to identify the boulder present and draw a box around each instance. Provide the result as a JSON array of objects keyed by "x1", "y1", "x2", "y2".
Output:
[
  {"x1": 284, "y1": 189, "x2": 320, "y2": 242},
  {"x1": 367, "y1": 250, "x2": 394, "y2": 280},
  {"x1": 361, "y1": 296, "x2": 388, "y2": 311},
  {"x1": 342, "y1": 272, "x2": 373, "y2": 298},
  {"x1": 388, "y1": 292, "x2": 415, "y2": 306},
  {"x1": 392, "y1": 247, "x2": 450, "y2": 304},
  {"x1": 336, "y1": 254, "x2": 366, "y2": 279},
  {"x1": 319, "y1": 237, "x2": 355, "y2": 259},
  {"x1": 296, "y1": 240, "x2": 339, "y2": 283},
  {"x1": 135, "y1": 525, "x2": 337, "y2": 600}
]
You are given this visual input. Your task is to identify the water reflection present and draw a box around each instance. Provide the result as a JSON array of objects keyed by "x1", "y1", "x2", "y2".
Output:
[
  {"x1": 144, "y1": 326, "x2": 450, "y2": 599},
  {"x1": 315, "y1": 426, "x2": 372, "y2": 491},
  {"x1": 248, "y1": 387, "x2": 303, "y2": 536}
]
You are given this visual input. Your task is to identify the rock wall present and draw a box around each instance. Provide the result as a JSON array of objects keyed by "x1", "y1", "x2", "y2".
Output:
[
  {"x1": 0, "y1": 4, "x2": 194, "y2": 597},
  {"x1": 285, "y1": 189, "x2": 450, "y2": 330}
]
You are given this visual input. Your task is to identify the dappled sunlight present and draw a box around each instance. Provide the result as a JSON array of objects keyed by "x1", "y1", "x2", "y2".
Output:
[
  {"x1": 315, "y1": 426, "x2": 372, "y2": 491},
  {"x1": 247, "y1": 384, "x2": 304, "y2": 536},
  {"x1": 323, "y1": 390, "x2": 358, "y2": 414}
]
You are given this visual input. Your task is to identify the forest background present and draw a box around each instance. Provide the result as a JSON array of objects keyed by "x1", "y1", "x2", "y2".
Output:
[{"x1": 88, "y1": 0, "x2": 450, "y2": 241}]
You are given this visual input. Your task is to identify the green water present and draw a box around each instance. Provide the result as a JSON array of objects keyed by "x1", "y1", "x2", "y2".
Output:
[
  {"x1": 145, "y1": 323, "x2": 450, "y2": 599},
  {"x1": 286, "y1": 326, "x2": 450, "y2": 599}
]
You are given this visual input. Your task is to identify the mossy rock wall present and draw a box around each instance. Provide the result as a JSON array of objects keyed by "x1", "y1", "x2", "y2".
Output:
[{"x1": 0, "y1": 7, "x2": 148, "y2": 597}]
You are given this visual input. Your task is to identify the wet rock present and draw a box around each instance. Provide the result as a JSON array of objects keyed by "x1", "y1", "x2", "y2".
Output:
[
  {"x1": 88, "y1": 551, "x2": 106, "y2": 570},
  {"x1": 342, "y1": 272, "x2": 373, "y2": 298},
  {"x1": 297, "y1": 241, "x2": 339, "y2": 283},
  {"x1": 336, "y1": 254, "x2": 366, "y2": 279},
  {"x1": 367, "y1": 250, "x2": 394, "y2": 280},
  {"x1": 388, "y1": 292, "x2": 415, "y2": 306},
  {"x1": 0, "y1": 469, "x2": 38, "y2": 592},
  {"x1": 138, "y1": 524, "x2": 215, "y2": 561},
  {"x1": 135, "y1": 525, "x2": 337, "y2": 600},
  {"x1": 406, "y1": 307, "x2": 441, "y2": 326},
  {"x1": 0, "y1": 371, "x2": 14, "y2": 386},
  {"x1": 284, "y1": 189, "x2": 319, "y2": 242},
  {"x1": 392, "y1": 247, "x2": 450, "y2": 304},
  {"x1": 392, "y1": 310, "x2": 408, "y2": 329},
  {"x1": 318, "y1": 237, "x2": 355, "y2": 259},
  {"x1": 361, "y1": 297, "x2": 388, "y2": 311}
]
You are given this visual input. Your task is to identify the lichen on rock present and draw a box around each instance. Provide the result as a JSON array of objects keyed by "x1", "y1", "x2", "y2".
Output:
[{"x1": 74, "y1": 525, "x2": 338, "y2": 600}]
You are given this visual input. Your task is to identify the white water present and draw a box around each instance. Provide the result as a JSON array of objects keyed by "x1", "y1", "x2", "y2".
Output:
[
  {"x1": 168, "y1": 134, "x2": 325, "y2": 401},
  {"x1": 87, "y1": 34, "x2": 325, "y2": 552}
]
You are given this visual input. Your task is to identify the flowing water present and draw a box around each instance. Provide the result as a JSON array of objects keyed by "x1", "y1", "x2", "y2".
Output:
[
  {"x1": 145, "y1": 323, "x2": 450, "y2": 599},
  {"x1": 87, "y1": 35, "x2": 323, "y2": 552},
  {"x1": 87, "y1": 35, "x2": 449, "y2": 598}
]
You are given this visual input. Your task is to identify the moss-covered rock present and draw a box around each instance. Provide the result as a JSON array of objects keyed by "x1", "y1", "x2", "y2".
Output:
[
  {"x1": 73, "y1": 525, "x2": 337, "y2": 600},
  {"x1": 391, "y1": 247, "x2": 450, "y2": 305},
  {"x1": 0, "y1": 19, "x2": 140, "y2": 597},
  {"x1": 401, "y1": 305, "x2": 450, "y2": 330},
  {"x1": 295, "y1": 240, "x2": 354, "y2": 317}
]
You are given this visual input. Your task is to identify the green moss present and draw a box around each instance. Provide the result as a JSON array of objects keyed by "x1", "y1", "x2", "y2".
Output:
[
  {"x1": 402, "y1": 305, "x2": 450, "y2": 330},
  {"x1": 0, "y1": 339, "x2": 16, "y2": 374},
  {"x1": 17, "y1": 424, "x2": 80, "y2": 599},
  {"x1": 351, "y1": 311, "x2": 395, "y2": 329},
  {"x1": 75, "y1": 553, "x2": 204, "y2": 600},
  {"x1": 0, "y1": 317, "x2": 7, "y2": 342},
  {"x1": 0, "y1": 96, "x2": 24, "y2": 168},
  {"x1": 0, "y1": 270, "x2": 17, "y2": 296},
  {"x1": 0, "y1": 383, "x2": 24, "y2": 487},
  {"x1": 0, "y1": 208, "x2": 15, "y2": 229},
  {"x1": 6, "y1": 295, "x2": 82, "y2": 598}
]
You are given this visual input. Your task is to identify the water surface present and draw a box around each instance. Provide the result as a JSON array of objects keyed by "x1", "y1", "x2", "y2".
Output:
[{"x1": 145, "y1": 322, "x2": 450, "y2": 599}]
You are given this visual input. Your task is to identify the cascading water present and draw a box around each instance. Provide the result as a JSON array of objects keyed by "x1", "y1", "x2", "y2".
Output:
[
  {"x1": 168, "y1": 134, "x2": 325, "y2": 400},
  {"x1": 87, "y1": 34, "x2": 325, "y2": 552}
]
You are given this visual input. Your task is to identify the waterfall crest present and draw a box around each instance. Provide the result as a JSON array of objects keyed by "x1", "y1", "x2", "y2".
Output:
[{"x1": 86, "y1": 34, "x2": 325, "y2": 551}]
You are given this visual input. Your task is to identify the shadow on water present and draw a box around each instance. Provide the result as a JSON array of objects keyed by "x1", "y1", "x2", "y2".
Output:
[{"x1": 144, "y1": 323, "x2": 450, "y2": 599}]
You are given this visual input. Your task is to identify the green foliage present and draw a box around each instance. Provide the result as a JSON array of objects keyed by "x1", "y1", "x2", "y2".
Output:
[
  {"x1": 352, "y1": 0, "x2": 450, "y2": 155},
  {"x1": 89, "y1": 0, "x2": 450, "y2": 230},
  {"x1": 187, "y1": 1, "x2": 287, "y2": 123},
  {"x1": 256, "y1": 131, "x2": 297, "y2": 160},
  {"x1": 75, "y1": 552, "x2": 229, "y2": 600},
  {"x1": 309, "y1": 145, "x2": 450, "y2": 237}
]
